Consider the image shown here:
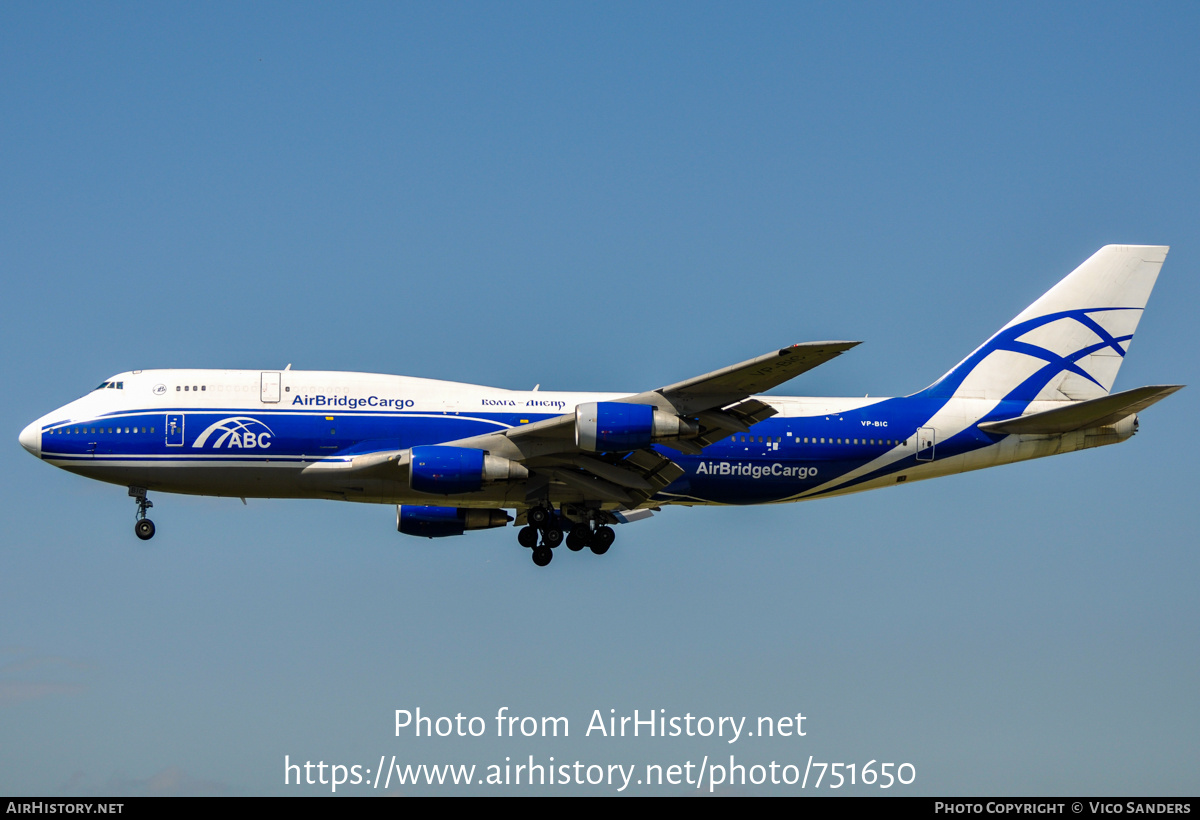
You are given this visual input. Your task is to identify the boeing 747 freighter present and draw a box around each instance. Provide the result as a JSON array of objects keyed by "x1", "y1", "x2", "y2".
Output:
[{"x1": 19, "y1": 245, "x2": 1182, "y2": 566}]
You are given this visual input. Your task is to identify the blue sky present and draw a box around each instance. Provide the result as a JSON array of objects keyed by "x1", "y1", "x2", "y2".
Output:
[{"x1": 2, "y1": 2, "x2": 1197, "y2": 795}]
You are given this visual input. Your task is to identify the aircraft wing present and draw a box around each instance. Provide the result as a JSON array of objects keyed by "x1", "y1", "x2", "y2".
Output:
[
  {"x1": 623, "y1": 341, "x2": 861, "y2": 414},
  {"x1": 302, "y1": 341, "x2": 860, "y2": 506},
  {"x1": 439, "y1": 341, "x2": 859, "y2": 505}
]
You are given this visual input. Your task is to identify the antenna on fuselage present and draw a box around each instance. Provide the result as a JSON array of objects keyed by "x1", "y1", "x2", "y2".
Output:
[{"x1": 284, "y1": 364, "x2": 292, "y2": 371}]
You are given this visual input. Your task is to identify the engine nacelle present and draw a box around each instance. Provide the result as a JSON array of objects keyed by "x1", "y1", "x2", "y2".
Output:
[
  {"x1": 408, "y1": 446, "x2": 528, "y2": 495},
  {"x1": 574, "y1": 402, "x2": 698, "y2": 453},
  {"x1": 396, "y1": 505, "x2": 512, "y2": 538}
]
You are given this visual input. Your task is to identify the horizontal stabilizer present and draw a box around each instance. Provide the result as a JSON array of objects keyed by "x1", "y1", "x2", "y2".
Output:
[{"x1": 979, "y1": 384, "x2": 1183, "y2": 435}]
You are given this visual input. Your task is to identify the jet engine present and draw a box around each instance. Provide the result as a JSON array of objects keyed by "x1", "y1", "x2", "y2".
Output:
[
  {"x1": 408, "y1": 445, "x2": 529, "y2": 495},
  {"x1": 396, "y1": 505, "x2": 512, "y2": 537},
  {"x1": 574, "y1": 402, "x2": 697, "y2": 453}
]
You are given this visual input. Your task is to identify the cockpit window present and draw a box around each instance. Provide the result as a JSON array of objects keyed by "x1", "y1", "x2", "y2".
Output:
[{"x1": 92, "y1": 381, "x2": 124, "y2": 391}]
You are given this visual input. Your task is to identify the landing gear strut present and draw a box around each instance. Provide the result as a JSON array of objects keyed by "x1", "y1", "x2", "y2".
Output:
[
  {"x1": 518, "y1": 506, "x2": 617, "y2": 566},
  {"x1": 129, "y1": 487, "x2": 155, "y2": 541}
]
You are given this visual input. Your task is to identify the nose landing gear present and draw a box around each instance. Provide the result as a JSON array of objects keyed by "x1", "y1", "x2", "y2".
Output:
[{"x1": 129, "y1": 487, "x2": 155, "y2": 541}]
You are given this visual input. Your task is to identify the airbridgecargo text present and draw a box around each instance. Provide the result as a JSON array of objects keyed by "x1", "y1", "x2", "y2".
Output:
[
  {"x1": 695, "y1": 461, "x2": 817, "y2": 479},
  {"x1": 291, "y1": 394, "x2": 414, "y2": 410}
]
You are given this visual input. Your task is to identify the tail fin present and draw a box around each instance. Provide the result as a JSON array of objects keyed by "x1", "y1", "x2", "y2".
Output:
[{"x1": 920, "y1": 245, "x2": 1169, "y2": 402}]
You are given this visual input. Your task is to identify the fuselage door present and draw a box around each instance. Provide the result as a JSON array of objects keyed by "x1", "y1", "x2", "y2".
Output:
[
  {"x1": 915, "y1": 426, "x2": 936, "y2": 461},
  {"x1": 261, "y1": 372, "x2": 281, "y2": 403},
  {"x1": 166, "y1": 414, "x2": 185, "y2": 447}
]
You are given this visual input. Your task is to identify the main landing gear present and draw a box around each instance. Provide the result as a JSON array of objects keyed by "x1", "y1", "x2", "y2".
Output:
[
  {"x1": 129, "y1": 486, "x2": 155, "y2": 541},
  {"x1": 518, "y1": 506, "x2": 616, "y2": 567}
]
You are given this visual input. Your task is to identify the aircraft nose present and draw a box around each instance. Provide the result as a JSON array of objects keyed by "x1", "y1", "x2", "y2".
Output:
[{"x1": 19, "y1": 420, "x2": 42, "y2": 458}]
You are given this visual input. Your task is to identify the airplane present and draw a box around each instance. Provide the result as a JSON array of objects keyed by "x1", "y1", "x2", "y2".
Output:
[{"x1": 18, "y1": 245, "x2": 1182, "y2": 567}]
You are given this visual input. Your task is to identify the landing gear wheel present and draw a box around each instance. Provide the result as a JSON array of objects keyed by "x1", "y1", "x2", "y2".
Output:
[
  {"x1": 517, "y1": 526, "x2": 538, "y2": 548},
  {"x1": 528, "y1": 507, "x2": 551, "y2": 528},
  {"x1": 135, "y1": 519, "x2": 156, "y2": 541},
  {"x1": 590, "y1": 525, "x2": 614, "y2": 555},
  {"x1": 566, "y1": 527, "x2": 588, "y2": 551},
  {"x1": 542, "y1": 527, "x2": 563, "y2": 549},
  {"x1": 532, "y1": 546, "x2": 553, "y2": 567}
]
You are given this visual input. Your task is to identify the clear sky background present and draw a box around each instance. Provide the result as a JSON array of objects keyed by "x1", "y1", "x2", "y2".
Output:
[{"x1": 2, "y1": 2, "x2": 1197, "y2": 796}]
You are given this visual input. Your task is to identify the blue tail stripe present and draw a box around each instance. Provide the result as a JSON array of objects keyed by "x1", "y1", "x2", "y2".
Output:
[{"x1": 920, "y1": 307, "x2": 1137, "y2": 400}]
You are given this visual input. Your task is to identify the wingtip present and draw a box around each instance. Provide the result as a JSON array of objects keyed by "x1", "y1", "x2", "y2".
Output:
[
  {"x1": 782, "y1": 340, "x2": 859, "y2": 350},
  {"x1": 780, "y1": 340, "x2": 862, "y2": 355}
]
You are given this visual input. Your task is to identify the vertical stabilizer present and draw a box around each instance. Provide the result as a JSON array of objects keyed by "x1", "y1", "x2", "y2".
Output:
[{"x1": 921, "y1": 245, "x2": 1169, "y2": 402}]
